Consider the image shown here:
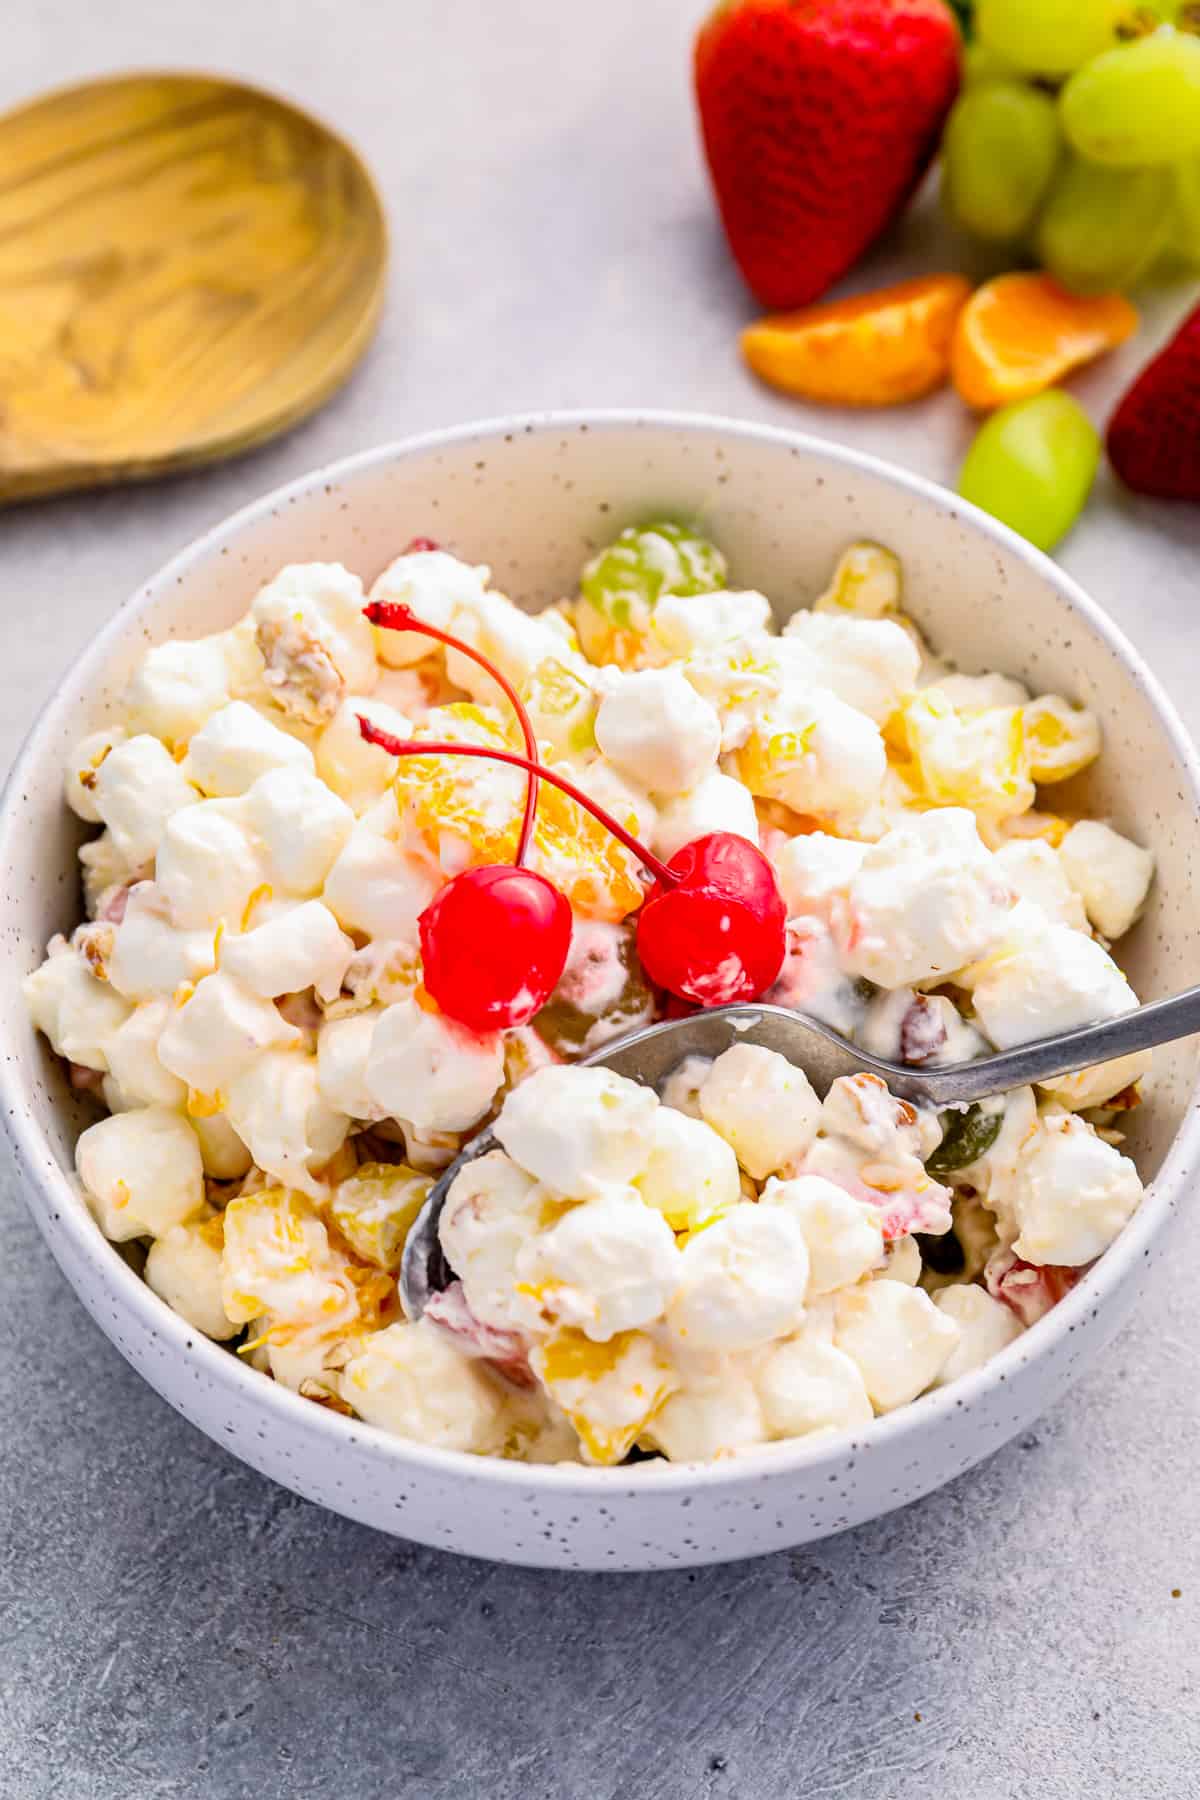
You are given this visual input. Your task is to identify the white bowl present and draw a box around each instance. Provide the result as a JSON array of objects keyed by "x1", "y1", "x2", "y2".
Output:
[{"x1": 4, "y1": 412, "x2": 1199, "y2": 1571}]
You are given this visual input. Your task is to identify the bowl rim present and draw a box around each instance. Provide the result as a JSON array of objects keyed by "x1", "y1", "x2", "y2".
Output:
[{"x1": 5, "y1": 406, "x2": 1200, "y2": 1497}]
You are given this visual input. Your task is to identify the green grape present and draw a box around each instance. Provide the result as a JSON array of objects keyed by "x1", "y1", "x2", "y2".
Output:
[
  {"x1": 1061, "y1": 31, "x2": 1200, "y2": 165},
  {"x1": 975, "y1": 0, "x2": 1127, "y2": 76},
  {"x1": 577, "y1": 520, "x2": 726, "y2": 662},
  {"x1": 942, "y1": 82, "x2": 1060, "y2": 242},
  {"x1": 925, "y1": 1104, "x2": 1003, "y2": 1175},
  {"x1": 1035, "y1": 154, "x2": 1170, "y2": 292},
  {"x1": 958, "y1": 392, "x2": 1100, "y2": 554}
]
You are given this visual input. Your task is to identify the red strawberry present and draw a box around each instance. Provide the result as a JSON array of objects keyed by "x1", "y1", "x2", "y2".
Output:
[
  {"x1": 1107, "y1": 301, "x2": 1200, "y2": 502},
  {"x1": 694, "y1": 0, "x2": 961, "y2": 310}
]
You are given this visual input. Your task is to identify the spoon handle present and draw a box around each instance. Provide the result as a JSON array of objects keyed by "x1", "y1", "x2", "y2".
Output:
[{"x1": 923, "y1": 983, "x2": 1200, "y2": 1106}]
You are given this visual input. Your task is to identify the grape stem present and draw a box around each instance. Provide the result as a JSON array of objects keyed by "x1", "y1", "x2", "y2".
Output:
[
  {"x1": 356, "y1": 719, "x2": 679, "y2": 887},
  {"x1": 364, "y1": 600, "x2": 540, "y2": 865}
]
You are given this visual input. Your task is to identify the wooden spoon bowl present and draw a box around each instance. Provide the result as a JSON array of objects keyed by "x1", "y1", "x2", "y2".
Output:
[{"x1": 0, "y1": 71, "x2": 387, "y2": 503}]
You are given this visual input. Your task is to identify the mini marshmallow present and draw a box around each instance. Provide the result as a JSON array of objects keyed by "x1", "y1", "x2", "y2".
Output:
[
  {"x1": 24, "y1": 943, "x2": 132, "y2": 1071},
  {"x1": 369, "y1": 549, "x2": 491, "y2": 667},
  {"x1": 222, "y1": 1053, "x2": 350, "y2": 1196},
  {"x1": 762, "y1": 1174, "x2": 884, "y2": 1296},
  {"x1": 102, "y1": 999, "x2": 187, "y2": 1109},
  {"x1": 339, "y1": 1320, "x2": 509, "y2": 1453},
  {"x1": 315, "y1": 696, "x2": 410, "y2": 813},
  {"x1": 595, "y1": 669, "x2": 722, "y2": 797},
  {"x1": 833, "y1": 1281, "x2": 959, "y2": 1412},
  {"x1": 221, "y1": 901, "x2": 353, "y2": 1001},
  {"x1": 633, "y1": 1104, "x2": 741, "y2": 1230},
  {"x1": 186, "y1": 700, "x2": 315, "y2": 796},
  {"x1": 123, "y1": 634, "x2": 232, "y2": 745},
  {"x1": 755, "y1": 1332, "x2": 874, "y2": 1438},
  {"x1": 157, "y1": 971, "x2": 301, "y2": 1097},
  {"x1": 316, "y1": 1012, "x2": 389, "y2": 1122},
  {"x1": 155, "y1": 800, "x2": 267, "y2": 931},
  {"x1": 516, "y1": 1191, "x2": 680, "y2": 1341},
  {"x1": 932, "y1": 1285, "x2": 1023, "y2": 1385},
  {"x1": 493, "y1": 1064, "x2": 657, "y2": 1198},
  {"x1": 666, "y1": 1203, "x2": 810, "y2": 1353},
  {"x1": 1058, "y1": 820, "x2": 1154, "y2": 942},
  {"x1": 76, "y1": 1106, "x2": 205, "y2": 1242},
  {"x1": 439, "y1": 1150, "x2": 545, "y2": 1331},
  {"x1": 92, "y1": 734, "x2": 198, "y2": 864},
  {"x1": 189, "y1": 1110, "x2": 253, "y2": 1181},
  {"x1": 697, "y1": 1045, "x2": 820, "y2": 1181},
  {"x1": 648, "y1": 1366, "x2": 768, "y2": 1461},
  {"x1": 145, "y1": 1214, "x2": 238, "y2": 1340},
  {"x1": 836, "y1": 809, "x2": 1015, "y2": 988},
  {"x1": 64, "y1": 727, "x2": 127, "y2": 824},
  {"x1": 322, "y1": 821, "x2": 438, "y2": 943},
  {"x1": 652, "y1": 769, "x2": 760, "y2": 861},
  {"x1": 107, "y1": 883, "x2": 216, "y2": 1001},
  {"x1": 1008, "y1": 1110, "x2": 1142, "y2": 1266},
  {"x1": 780, "y1": 611, "x2": 919, "y2": 724},
  {"x1": 771, "y1": 831, "x2": 866, "y2": 925},
  {"x1": 366, "y1": 999, "x2": 505, "y2": 1135},
  {"x1": 992, "y1": 838, "x2": 1088, "y2": 931},
  {"x1": 649, "y1": 588, "x2": 773, "y2": 660},
  {"x1": 969, "y1": 906, "x2": 1137, "y2": 1050},
  {"x1": 243, "y1": 767, "x2": 353, "y2": 896}
]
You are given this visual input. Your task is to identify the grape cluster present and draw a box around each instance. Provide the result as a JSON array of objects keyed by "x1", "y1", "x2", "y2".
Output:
[{"x1": 944, "y1": 5, "x2": 1200, "y2": 293}]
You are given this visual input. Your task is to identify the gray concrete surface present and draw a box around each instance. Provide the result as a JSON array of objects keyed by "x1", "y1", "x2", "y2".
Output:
[{"x1": 3, "y1": 4, "x2": 1200, "y2": 1795}]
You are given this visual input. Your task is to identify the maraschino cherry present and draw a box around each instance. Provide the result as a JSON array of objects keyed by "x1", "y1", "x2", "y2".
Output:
[
  {"x1": 358, "y1": 598, "x2": 787, "y2": 1020},
  {"x1": 365, "y1": 597, "x2": 570, "y2": 1034}
]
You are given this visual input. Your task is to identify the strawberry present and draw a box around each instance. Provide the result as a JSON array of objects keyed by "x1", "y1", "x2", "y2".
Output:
[
  {"x1": 694, "y1": 0, "x2": 961, "y2": 310},
  {"x1": 1107, "y1": 300, "x2": 1200, "y2": 503}
]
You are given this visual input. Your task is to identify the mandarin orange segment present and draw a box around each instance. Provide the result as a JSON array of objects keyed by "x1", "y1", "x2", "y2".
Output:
[
  {"x1": 392, "y1": 705, "x2": 644, "y2": 923},
  {"x1": 951, "y1": 273, "x2": 1138, "y2": 410},
  {"x1": 741, "y1": 274, "x2": 971, "y2": 407}
]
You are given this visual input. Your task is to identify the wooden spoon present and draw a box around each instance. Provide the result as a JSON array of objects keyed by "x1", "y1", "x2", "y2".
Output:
[{"x1": 0, "y1": 71, "x2": 387, "y2": 503}]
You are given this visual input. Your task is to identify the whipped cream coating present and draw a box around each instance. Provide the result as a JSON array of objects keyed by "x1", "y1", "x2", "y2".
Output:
[{"x1": 26, "y1": 532, "x2": 1156, "y2": 1465}]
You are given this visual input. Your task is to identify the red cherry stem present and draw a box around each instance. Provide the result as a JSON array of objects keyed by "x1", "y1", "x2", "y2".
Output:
[
  {"x1": 364, "y1": 599, "x2": 539, "y2": 865},
  {"x1": 356, "y1": 720, "x2": 679, "y2": 887}
]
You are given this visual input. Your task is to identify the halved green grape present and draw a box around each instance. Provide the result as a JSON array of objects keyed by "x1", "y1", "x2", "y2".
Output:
[
  {"x1": 975, "y1": 0, "x2": 1127, "y2": 76},
  {"x1": 576, "y1": 520, "x2": 726, "y2": 664},
  {"x1": 942, "y1": 82, "x2": 1060, "y2": 243},
  {"x1": 926, "y1": 1104, "x2": 1004, "y2": 1174},
  {"x1": 1061, "y1": 30, "x2": 1200, "y2": 165},
  {"x1": 1035, "y1": 154, "x2": 1170, "y2": 293},
  {"x1": 958, "y1": 391, "x2": 1100, "y2": 553}
]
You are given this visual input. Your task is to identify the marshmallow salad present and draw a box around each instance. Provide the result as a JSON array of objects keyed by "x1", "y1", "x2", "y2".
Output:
[{"x1": 25, "y1": 525, "x2": 1157, "y2": 1467}]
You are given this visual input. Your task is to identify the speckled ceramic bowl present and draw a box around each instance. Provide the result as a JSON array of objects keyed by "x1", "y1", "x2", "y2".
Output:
[{"x1": 4, "y1": 412, "x2": 1199, "y2": 1571}]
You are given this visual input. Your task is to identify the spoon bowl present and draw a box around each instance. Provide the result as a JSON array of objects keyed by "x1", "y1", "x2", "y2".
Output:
[
  {"x1": 401, "y1": 983, "x2": 1200, "y2": 1318},
  {"x1": 0, "y1": 72, "x2": 386, "y2": 503}
]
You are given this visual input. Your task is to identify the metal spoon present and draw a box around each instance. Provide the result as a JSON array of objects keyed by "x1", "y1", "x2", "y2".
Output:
[
  {"x1": 0, "y1": 72, "x2": 386, "y2": 504},
  {"x1": 401, "y1": 987, "x2": 1200, "y2": 1318}
]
